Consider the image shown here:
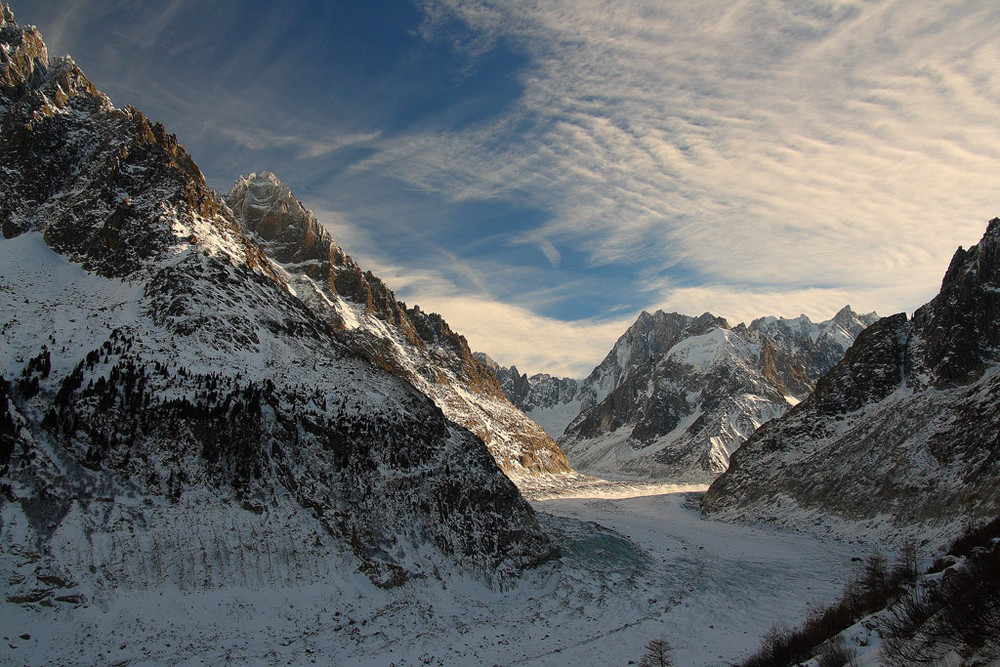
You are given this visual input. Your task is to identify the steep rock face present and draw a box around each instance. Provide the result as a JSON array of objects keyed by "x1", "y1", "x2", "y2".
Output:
[
  {"x1": 0, "y1": 9, "x2": 553, "y2": 603},
  {"x1": 703, "y1": 220, "x2": 1000, "y2": 542},
  {"x1": 224, "y1": 173, "x2": 570, "y2": 481},
  {"x1": 905, "y1": 220, "x2": 1000, "y2": 389},
  {"x1": 552, "y1": 308, "x2": 874, "y2": 482},
  {"x1": 577, "y1": 311, "x2": 730, "y2": 414}
]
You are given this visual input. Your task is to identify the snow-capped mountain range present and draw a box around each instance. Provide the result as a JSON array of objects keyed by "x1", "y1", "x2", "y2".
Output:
[
  {"x1": 3, "y1": 5, "x2": 999, "y2": 664},
  {"x1": 704, "y1": 218, "x2": 1000, "y2": 542},
  {"x1": 474, "y1": 352, "x2": 583, "y2": 439},
  {"x1": 485, "y1": 307, "x2": 876, "y2": 482},
  {"x1": 0, "y1": 6, "x2": 554, "y2": 605}
]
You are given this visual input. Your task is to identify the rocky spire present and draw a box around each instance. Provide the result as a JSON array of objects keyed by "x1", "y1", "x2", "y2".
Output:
[
  {"x1": 0, "y1": 5, "x2": 48, "y2": 92},
  {"x1": 907, "y1": 217, "x2": 1000, "y2": 388}
]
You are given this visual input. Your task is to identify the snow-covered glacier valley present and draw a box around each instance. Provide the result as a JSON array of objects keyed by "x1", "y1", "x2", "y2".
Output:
[{"x1": 1, "y1": 482, "x2": 863, "y2": 666}]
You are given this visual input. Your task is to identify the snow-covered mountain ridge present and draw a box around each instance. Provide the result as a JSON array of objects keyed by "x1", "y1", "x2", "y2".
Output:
[
  {"x1": 225, "y1": 172, "x2": 571, "y2": 482},
  {"x1": 485, "y1": 307, "x2": 876, "y2": 482},
  {"x1": 0, "y1": 6, "x2": 553, "y2": 605},
  {"x1": 703, "y1": 218, "x2": 1000, "y2": 543}
]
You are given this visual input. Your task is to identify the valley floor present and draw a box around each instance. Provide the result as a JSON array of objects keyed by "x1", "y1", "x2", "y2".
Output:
[{"x1": 1, "y1": 481, "x2": 869, "y2": 666}]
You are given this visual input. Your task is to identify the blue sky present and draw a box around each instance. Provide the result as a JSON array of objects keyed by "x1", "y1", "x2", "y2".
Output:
[{"x1": 16, "y1": 1, "x2": 1000, "y2": 376}]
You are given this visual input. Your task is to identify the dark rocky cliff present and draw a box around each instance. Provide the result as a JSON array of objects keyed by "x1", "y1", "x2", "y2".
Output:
[{"x1": 704, "y1": 220, "x2": 1000, "y2": 542}]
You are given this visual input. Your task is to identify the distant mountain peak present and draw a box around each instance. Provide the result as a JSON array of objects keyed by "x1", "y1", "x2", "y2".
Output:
[{"x1": 550, "y1": 305, "x2": 874, "y2": 481}]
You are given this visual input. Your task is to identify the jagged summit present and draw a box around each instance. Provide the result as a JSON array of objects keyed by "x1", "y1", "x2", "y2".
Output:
[
  {"x1": 906, "y1": 216, "x2": 1000, "y2": 389},
  {"x1": 0, "y1": 4, "x2": 46, "y2": 87},
  {"x1": 750, "y1": 306, "x2": 879, "y2": 380},
  {"x1": 0, "y1": 11, "x2": 267, "y2": 284},
  {"x1": 703, "y1": 218, "x2": 1000, "y2": 543},
  {"x1": 227, "y1": 171, "x2": 344, "y2": 285},
  {"x1": 556, "y1": 309, "x2": 807, "y2": 481},
  {"x1": 480, "y1": 305, "x2": 876, "y2": 482}
]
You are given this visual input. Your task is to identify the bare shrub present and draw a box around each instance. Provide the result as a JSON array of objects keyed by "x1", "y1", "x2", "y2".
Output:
[
  {"x1": 938, "y1": 546, "x2": 1000, "y2": 659},
  {"x1": 879, "y1": 584, "x2": 942, "y2": 666},
  {"x1": 816, "y1": 635, "x2": 858, "y2": 667},
  {"x1": 738, "y1": 543, "x2": 927, "y2": 667},
  {"x1": 882, "y1": 519, "x2": 1000, "y2": 665}
]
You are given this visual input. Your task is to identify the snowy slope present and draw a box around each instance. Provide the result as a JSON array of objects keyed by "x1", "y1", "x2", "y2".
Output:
[{"x1": 0, "y1": 483, "x2": 865, "y2": 667}]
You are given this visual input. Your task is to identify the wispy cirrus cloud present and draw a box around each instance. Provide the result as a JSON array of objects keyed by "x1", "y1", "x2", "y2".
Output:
[
  {"x1": 359, "y1": 0, "x2": 1000, "y2": 326},
  {"x1": 216, "y1": 126, "x2": 382, "y2": 161}
]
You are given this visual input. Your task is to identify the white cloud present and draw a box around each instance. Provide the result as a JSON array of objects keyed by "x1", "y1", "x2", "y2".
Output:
[
  {"x1": 217, "y1": 126, "x2": 381, "y2": 160},
  {"x1": 357, "y1": 0, "x2": 1000, "y2": 333},
  {"x1": 536, "y1": 239, "x2": 561, "y2": 268},
  {"x1": 310, "y1": 0, "x2": 1000, "y2": 376},
  {"x1": 404, "y1": 292, "x2": 631, "y2": 378}
]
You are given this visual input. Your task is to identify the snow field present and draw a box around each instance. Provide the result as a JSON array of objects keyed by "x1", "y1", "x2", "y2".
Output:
[{"x1": 1, "y1": 485, "x2": 865, "y2": 666}]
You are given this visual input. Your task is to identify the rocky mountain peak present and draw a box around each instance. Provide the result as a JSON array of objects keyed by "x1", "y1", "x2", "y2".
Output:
[
  {"x1": 748, "y1": 306, "x2": 879, "y2": 381},
  {"x1": 831, "y1": 304, "x2": 856, "y2": 325},
  {"x1": 0, "y1": 6, "x2": 46, "y2": 91},
  {"x1": 595, "y1": 310, "x2": 728, "y2": 382},
  {"x1": 226, "y1": 171, "x2": 335, "y2": 272},
  {"x1": 0, "y1": 10, "x2": 110, "y2": 115},
  {"x1": 0, "y1": 9, "x2": 273, "y2": 282},
  {"x1": 907, "y1": 217, "x2": 1000, "y2": 388},
  {"x1": 550, "y1": 304, "x2": 875, "y2": 482},
  {"x1": 472, "y1": 351, "x2": 501, "y2": 373},
  {"x1": 810, "y1": 312, "x2": 910, "y2": 416},
  {"x1": 224, "y1": 173, "x2": 570, "y2": 480},
  {"x1": 0, "y1": 12, "x2": 556, "y2": 594}
]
